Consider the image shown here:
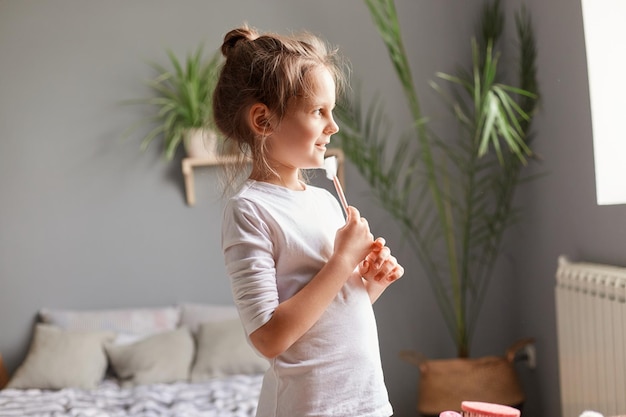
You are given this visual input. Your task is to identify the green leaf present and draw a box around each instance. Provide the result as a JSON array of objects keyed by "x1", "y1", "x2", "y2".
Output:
[
  {"x1": 122, "y1": 44, "x2": 223, "y2": 160},
  {"x1": 336, "y1": 0, "x2": 541, "y2": 357}
]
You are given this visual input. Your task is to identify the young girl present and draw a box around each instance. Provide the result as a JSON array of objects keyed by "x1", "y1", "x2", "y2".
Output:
[{"x1": 214, "y1": 24, "x2": 404, "y2": 417}]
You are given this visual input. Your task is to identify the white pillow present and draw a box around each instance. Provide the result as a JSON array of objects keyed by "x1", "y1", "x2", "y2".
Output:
[
  {"x1": 7, "y1": 324, "x2": 115, "y2": 390},
  {"x1": 105, "y1": 327, "x2": 194, "y2": 387},
  {"x1": 190, "y1": 318, "x2": 267, "y2": 382},
  {"x1": 179, "y1": 303, "x2": 239, "y2": 333},
  {"x1": 39, "y1": 306, "x2": 181, "y2": 336}
]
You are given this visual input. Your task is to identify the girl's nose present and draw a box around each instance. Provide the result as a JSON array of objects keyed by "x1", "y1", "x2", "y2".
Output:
[{"x1": 326, "y1": 115, "x2": 339, "y2": 135}]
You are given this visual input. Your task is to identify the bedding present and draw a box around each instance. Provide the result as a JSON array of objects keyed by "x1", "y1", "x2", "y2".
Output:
[
  {"x1": 1, "y1": 304, "x2": 266, "y2": 417},
  {"x1": 0, "y1": 374, "x2": 262, "y2": 417}
]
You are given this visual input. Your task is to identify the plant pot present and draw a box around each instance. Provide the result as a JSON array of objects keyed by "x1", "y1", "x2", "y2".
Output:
[
  {"x1": 184, "y1": 128, "x2": 219, "y2": 159},
  {"x1": 400, "y1": 338, "x2": 533, "y2": 416}
]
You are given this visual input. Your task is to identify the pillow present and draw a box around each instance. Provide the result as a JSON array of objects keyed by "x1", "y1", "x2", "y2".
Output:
[
  {"x1": 179, "y1": 303, "x2": 239, "y2": 333},
  {"x1": 7, "y1": 324, "x2": 114, "y2": 390},
  {"x1": 39, "y1": 306, "x2": 181, "y2": 336},
  {"x1": 190, "y1": 318, "x2": 268, "y2": 382},
  {"x1": 105, "y1": 327, "x2": 194, "y2": 387}
]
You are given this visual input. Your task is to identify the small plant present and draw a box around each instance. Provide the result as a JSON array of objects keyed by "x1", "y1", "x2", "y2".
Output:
[
  {"x1": 124, "y1": 44, "x2": 222, "y2": 160},
  {"x1": 336, "y1": 0, "x2": 540, "y2": 358}
]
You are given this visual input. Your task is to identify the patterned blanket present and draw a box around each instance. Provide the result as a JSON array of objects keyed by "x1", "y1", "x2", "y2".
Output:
[{"x1": 0, "y1": 374, "x2": 262, "y2": 417}]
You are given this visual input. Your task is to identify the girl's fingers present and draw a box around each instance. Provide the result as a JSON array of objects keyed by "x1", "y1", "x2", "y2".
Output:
[
  {"x1": 346, "y1": 206, "x2": 361, "y2": 223},
  {"x1": 367, "y1": 245, "x2": 391, "y2": 268},
  {"x1": 359, "y1": 259, "x2": 371, "y2": 276},
  {"x1": 374, "y1": 256, "x2": 397, "y2": 281},
  {"x1": 390, "y1": 265, "x2": 405, "y2": 282},
  {"x1": 376, "y1": 263, "x2": 404, "y2": 283},
  {"x1": 367, "y1": 255, "x2": 404, "y2": 283},
  {"x1": 337, "y1": 206, "x2": 375, "y2": 264},
  {"x1": 345, "y1": 206, "x2": 370, "y2": 236}
]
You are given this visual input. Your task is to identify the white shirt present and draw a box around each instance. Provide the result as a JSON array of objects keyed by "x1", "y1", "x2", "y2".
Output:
[{"x1": 222, "y1": 180, "x2": 392, "y2": 417}]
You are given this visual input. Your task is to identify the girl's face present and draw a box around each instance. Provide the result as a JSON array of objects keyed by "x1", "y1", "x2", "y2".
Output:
[{"x1": 266, "y1": 67, "x2": 339, "y2": 177}]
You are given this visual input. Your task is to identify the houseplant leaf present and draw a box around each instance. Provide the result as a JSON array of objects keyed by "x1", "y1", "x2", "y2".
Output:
[
  {"x1": 336, "y1": 0, "x2": 540, "y2": 358},
  {"x1": 122, "y1": 44, "x2": 223, "y2": 161}
]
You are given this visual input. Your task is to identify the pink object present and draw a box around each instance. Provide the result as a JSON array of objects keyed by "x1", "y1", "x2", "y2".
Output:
[
  {"x1": 461, "y1": 401, "x2": 521, "y2": 417},
  {"x1": 440, "y1": 412, "x2": 462, "y2": 417}
]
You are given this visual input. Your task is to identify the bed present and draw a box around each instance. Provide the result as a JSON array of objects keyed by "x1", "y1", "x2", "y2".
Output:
[{"x1": 0, "y1": 303, "x2": 266, "y2": 417}]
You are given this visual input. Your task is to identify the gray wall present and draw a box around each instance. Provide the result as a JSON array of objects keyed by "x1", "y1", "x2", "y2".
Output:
[
  {"x1": 1, "y1": 1, "x2": 621, "y2": 416},
  {"x1": 505, "y1": 0, "x2": 626, "y2": 416}
]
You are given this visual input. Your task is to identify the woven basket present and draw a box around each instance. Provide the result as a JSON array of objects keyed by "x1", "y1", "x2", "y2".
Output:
[{"x1": 400, "y1": 338, "x2": 533, "y2": 416}]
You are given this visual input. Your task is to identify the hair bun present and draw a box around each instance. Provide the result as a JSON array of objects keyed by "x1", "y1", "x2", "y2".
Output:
[{"x1": 221, "y1": 25, "x2": 258, "y2": 58}]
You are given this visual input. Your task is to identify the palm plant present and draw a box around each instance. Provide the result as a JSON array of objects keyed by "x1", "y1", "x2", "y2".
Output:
[
  {"x1": 335, "y1": 0, "x2": 540, "y2": 358},
  {"x1": 124, "y1": 44, "x2": 222, "y2": 160}
]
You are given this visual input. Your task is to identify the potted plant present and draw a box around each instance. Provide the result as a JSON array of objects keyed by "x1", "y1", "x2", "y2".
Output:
[
  {"x1": 335, "y1": 0, "x2": 540, "y2": 414},
  {"x1": 124, "y1": 43, "x2": 223, "y2": 161}
]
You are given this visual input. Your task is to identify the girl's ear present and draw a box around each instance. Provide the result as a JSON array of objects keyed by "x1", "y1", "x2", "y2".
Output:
[{"x1": 249, "y1": 103, "x2": 274, "y2": 136}]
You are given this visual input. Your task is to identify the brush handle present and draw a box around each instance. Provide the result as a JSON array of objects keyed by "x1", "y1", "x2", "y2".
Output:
[{"x1": 332, "y1": 176, "x2": 349, "y2": 217}]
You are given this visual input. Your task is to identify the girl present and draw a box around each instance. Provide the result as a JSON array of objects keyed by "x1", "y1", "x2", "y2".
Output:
[{"x1": 214, "y1": 24, "x2": 404, "y2": 417}]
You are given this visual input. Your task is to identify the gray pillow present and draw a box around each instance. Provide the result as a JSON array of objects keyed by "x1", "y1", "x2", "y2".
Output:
[
  {"x1": 190, "y1": 318, "x2": 268, "y2": 382},
  {"x1": 105, "y1": 327, "x2": 194, "y2": 387},
  {"x1": 39, "y1": 306, "x2": 181, "y2": 335},
  {"x1": 179, "y1": 303, "x2": 239, "y2": 333},
  {"x1": 7, "y1": 324, "x2": 114, "y2": 390}
]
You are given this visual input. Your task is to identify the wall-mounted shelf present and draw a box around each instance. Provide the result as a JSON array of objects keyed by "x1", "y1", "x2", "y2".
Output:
[{"x1": 182, "y1": 148, "x2": 345, "y2": 206}]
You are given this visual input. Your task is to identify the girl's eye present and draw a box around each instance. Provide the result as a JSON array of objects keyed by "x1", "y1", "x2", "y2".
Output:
[{"x1": 314, "y1": 109, "x2": 323, "y2": 116}]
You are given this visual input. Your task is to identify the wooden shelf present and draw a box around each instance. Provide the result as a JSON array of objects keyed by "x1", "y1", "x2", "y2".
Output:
[
  {"x1": 182, "y1": 148, "x2": 345, "y2": 206},
  {"x1": 0, "y1": 352, "x2": 9, "y2": 389}
]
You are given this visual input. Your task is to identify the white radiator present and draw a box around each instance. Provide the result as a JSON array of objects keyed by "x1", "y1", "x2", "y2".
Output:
[{"x1": 555, "y1": 256, "x2": 626, "y2": 417}]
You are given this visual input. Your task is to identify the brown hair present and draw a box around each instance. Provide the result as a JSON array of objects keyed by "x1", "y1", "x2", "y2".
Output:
[{"x1": 213, "y1": 23, "x2": 347, "y2": 191}]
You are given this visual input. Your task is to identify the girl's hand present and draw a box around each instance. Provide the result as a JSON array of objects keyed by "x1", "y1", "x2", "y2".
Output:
[
  {"x1": 359, "y1": 237, "x2": 404, "y2": 284},
  {"x1": 333, "y1": 206, "x2": 374, "y2": 269}
]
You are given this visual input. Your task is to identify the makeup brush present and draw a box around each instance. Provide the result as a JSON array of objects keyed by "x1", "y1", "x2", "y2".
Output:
[
  {"x1": 324, "y1": 156, "x2": 348, "y2": 217},
  {"x1": 439, "y1": 412, "x2": 462, "y2": 417},
  {"x1": 460, "y1": 401, "x2": 521, "y2": 417}
]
